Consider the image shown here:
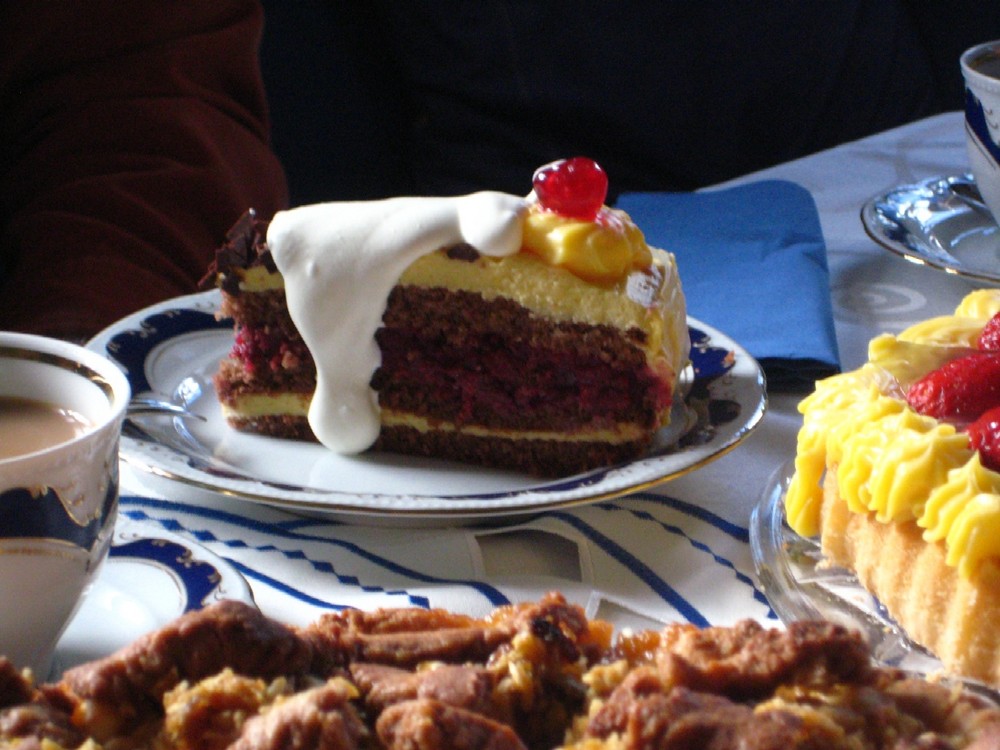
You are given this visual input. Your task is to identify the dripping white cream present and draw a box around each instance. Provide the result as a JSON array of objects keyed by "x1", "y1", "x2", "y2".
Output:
[{"x1": 267, "y1": 192, "x2": 527, "y2": 453}]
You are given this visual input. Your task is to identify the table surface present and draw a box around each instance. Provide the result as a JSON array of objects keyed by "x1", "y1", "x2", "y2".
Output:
[{"x1": 104, "y1": 111, "x2": 984, "y2": 639}]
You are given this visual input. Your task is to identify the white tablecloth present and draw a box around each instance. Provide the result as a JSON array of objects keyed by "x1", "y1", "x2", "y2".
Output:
[{"x1": 109, "y1": 111, "x2": 979, "y2": 635}]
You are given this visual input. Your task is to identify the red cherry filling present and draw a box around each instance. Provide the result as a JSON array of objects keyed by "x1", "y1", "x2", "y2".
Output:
[
  {"x1": 532, "y1": 157, "x2": 608, "y2": 220},
  {"x1": 968, "y1": 406, "x2": 1000, "y2": 472}
]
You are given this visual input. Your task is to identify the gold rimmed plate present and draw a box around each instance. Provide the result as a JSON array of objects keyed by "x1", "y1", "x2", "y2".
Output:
[
  {"x1": 88, "y1": 291, "x2": 766, "y2": 524},
  {"x1": 861, "y1": 174, "x2": 1000, "y2": 285}
]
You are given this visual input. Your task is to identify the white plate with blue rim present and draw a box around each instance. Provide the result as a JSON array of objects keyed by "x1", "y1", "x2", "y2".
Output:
[
  {"x1": 50, "y1": 512, "x2": 254, "y2": 678},
  {"x1": 861, "y1": 173, "x2": 1000, "y2": 285},
  {"x1": 86, "y1": 290, "x2": 766, "y2": 524}
]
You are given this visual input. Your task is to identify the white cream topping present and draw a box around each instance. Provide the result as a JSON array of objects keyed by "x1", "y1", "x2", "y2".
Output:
[{"x1": 267, "y1": 192, "x2": 527, "y2": 453}]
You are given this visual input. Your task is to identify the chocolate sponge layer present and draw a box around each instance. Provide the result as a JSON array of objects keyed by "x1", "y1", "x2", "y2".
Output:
[
  {"x1": 373, "y1": 286, "x2": 669, "y2": 433},
  {"x1": 373, "y1": 425, "x2": 652, "y2": 477},
  {"x1": 215, "y1": 282, "x2": 672, "y2": 476}
]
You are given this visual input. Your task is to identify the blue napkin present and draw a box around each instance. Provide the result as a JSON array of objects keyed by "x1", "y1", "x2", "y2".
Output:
[{"x1": 616, "y1": 180, "x2": 840, "y2": 390}]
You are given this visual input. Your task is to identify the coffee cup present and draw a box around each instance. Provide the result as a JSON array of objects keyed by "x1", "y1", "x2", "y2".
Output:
[
  {"x1": 0, "y1": 332, "x2": 130, "y2": 677},
  {"x1": 961, "y1": 40, "x2": 1000, "y2": 225}
]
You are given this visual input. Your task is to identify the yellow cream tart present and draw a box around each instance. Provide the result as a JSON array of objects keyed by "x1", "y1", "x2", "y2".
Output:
[
  {"x1": 786, "y1": 288, "x2": 1000, "y2": 688},
  {"x1": 203, "y1": 158, "x2": 689, "y2": 476}
]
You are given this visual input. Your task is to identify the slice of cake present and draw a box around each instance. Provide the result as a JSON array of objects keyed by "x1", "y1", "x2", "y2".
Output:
[
  {"x1": 785, "y1": 289, "x2": 1000, "y2": 688},
  {"x1": 204, "y1": 158, "x2": 689, "y2": 476}
]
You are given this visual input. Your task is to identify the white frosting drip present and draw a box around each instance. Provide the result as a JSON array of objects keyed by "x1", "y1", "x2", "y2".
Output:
[{"x1": 268, "y1": 192, "x2": 527, "y2": 453}]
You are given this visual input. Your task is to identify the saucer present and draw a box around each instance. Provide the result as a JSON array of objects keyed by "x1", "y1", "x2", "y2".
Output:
[
  {"x1": 50, "y1": 512, "x2": 254, "y2": 677},
  {"x1": 861, "y1": 174, "x2": 1000, "y2": 284}
]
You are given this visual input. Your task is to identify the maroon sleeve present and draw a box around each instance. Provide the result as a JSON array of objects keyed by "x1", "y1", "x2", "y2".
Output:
[{"x1": 0, "y1": 1, "x2": 289, "y2": 340}]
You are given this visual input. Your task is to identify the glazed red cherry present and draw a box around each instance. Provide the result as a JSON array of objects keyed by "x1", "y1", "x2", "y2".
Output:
[{"x1": 532, "y1": 157, "x2": 608, "y2": 220}]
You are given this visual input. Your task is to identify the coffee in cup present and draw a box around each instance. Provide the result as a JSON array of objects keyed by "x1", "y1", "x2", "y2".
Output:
[{"x1": 0, "y1": 396, "x2": 93, "y2": 460}]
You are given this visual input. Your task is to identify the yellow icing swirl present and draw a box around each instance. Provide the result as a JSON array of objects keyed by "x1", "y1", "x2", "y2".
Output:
[
  {"x1": 898, "y1": 316, "x2": 989, "y2": 348},
  {"x1": 841, "y1": 408, "x2": 967, "y2": 522},
  {"x1": 785, "y1": 371, "x2": 885, "y2": 536},
  {"x1": 955, "y1": 289, "x2": 1000, "y2": 319},
  {"x1": 945, "y1": 494, "x2": 1000, "y2": 578},
  {"x1": 867, "y1": 334, "x2": 974, "y2": 393},
  {"x1": 521, "y1": 204, "x2": 652, "y2": 283},
  {"x1": 921, "y1": 454, "x2": 1000, "y2": 566},
  {"x1": 785, "y1": 289, "x2": 1000, "y2": 578}
]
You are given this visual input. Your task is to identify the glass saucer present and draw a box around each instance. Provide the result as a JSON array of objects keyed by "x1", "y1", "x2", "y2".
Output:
[
  {"x1": 749, "y1": 461, "x2": 999, "y2": 704},
  {"x1": 861, "y1": 174, "x2": 1000, "y2": 285}
]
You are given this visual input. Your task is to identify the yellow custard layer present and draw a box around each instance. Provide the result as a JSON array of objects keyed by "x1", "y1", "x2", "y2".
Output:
[
  {"x1": 786, "y1": 289, "x2": 1000, "y2": 579},
  {"x1": 222, "y1": 398, "x2": 650, "y2": 443},
  {"x1": 398, "y1": 247, "x2": 687, "y2": 365},
  {"x1": 237, "y1": 247, "x2": 687, "y2": 376},
  {"x1": 380, "y1": 410, "x2": 650, "y2": 443}
]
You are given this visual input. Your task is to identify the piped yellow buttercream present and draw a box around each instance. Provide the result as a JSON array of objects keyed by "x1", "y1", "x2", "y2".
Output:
[
  {"x1": 946, "y1": 493, "x2": 1000, "y2": 578},
  {"x1": 921, "y1": 455, "x2": 1000, "y2": 574},
  {"x1": 785, "y1": 371, "x2": 886, "y2": 536},
  {"x1": 897, "y1": 316, "x2": 990, "y2": 349},
  {"x1": 867, "y1": 334, "x2": 975, "y2": 393},
  {"x1": 954, "y1": 289, "x2": 1000, "y2": 319},
  {"x1": 785, "y1": 289, "x2": 1000, "y2": 578}
]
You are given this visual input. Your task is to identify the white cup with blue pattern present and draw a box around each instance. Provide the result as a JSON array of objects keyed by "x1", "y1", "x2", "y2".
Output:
[
  {"x1": 0, "y1": 333, "x2": 130, "y2": 678},
  {"x1": 962, "y1": 40, "x2": 1000, "y2": 225}
]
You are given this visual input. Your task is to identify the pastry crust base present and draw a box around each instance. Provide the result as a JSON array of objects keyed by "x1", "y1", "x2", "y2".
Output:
[{"x1": 819, "y1": 467, "x2": 1000, "y2": 688}]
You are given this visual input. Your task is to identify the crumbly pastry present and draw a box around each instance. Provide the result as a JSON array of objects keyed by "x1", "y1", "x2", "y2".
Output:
[
  {"x1": 786, "y1": 289, "x2": 1000, "y2": 689},
  {"x1": 2, "y1": 595, "x2": 998, "y2": 750},
  {"x1": 202, "y1": 158, "x2": 689, "y2": 476}
]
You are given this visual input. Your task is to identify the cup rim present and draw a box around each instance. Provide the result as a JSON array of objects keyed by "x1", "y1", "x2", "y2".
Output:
[
  {"x1": 0, "y1": 332, "x2": 131, "y2": 464},
  {"x1": 961, "y1": 40, "x2": 1000, "y2": 93}
]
